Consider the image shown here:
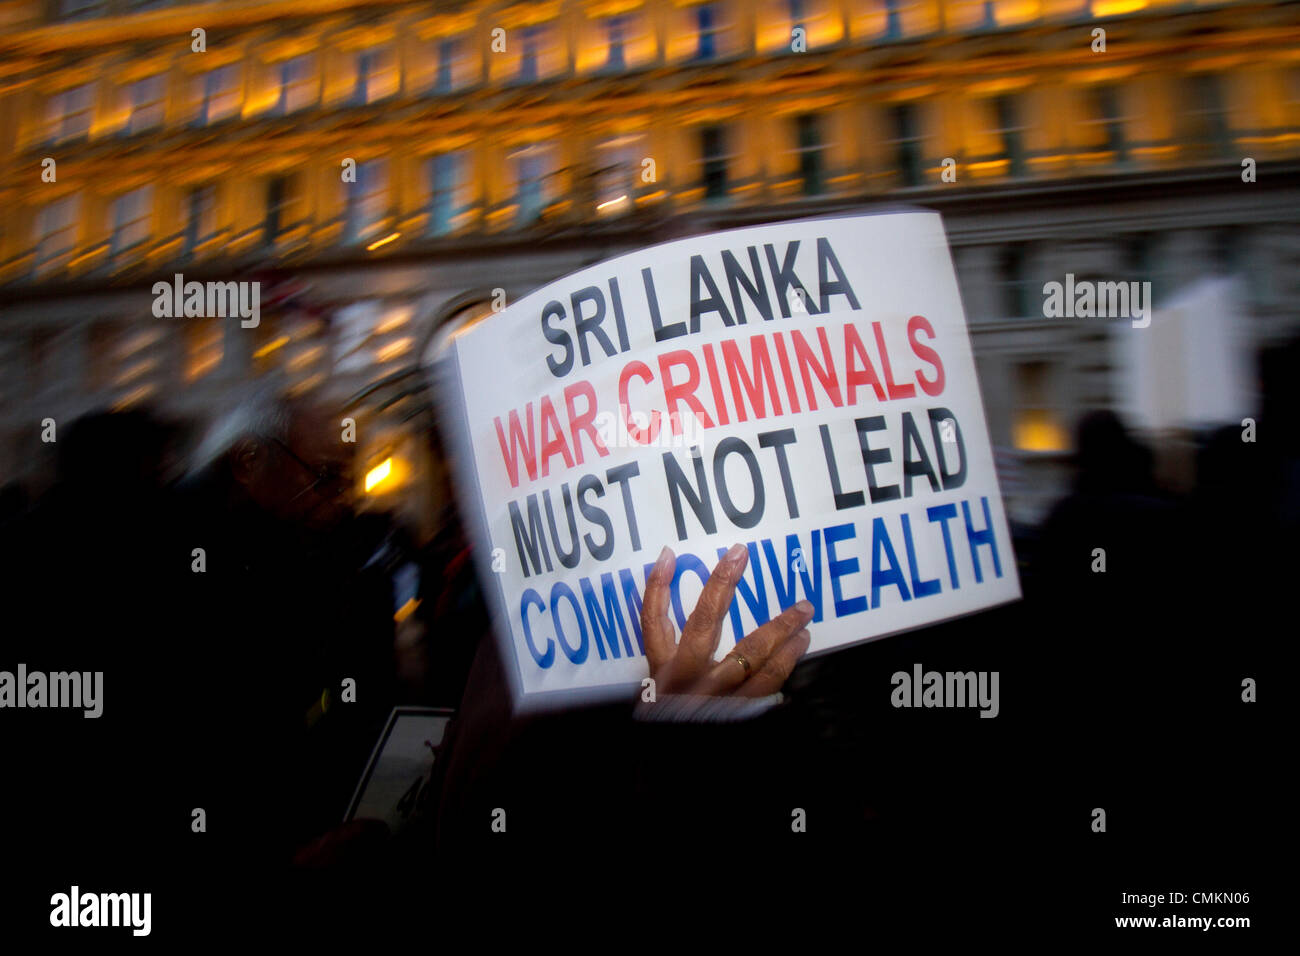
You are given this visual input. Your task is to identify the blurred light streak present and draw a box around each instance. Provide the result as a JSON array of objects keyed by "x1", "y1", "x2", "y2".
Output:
[{"x1": 365, "y1": 457, "x2": 393, "y2": 493}]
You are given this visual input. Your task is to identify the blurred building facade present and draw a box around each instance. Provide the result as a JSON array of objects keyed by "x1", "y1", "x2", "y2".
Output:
[{"x1": 1, "y1": 0, "x2": 1298, "y2": 525}]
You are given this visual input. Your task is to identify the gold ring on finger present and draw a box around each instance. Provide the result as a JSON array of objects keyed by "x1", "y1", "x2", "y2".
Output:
[{"x1": 731, "y1": 652, "x2": 751, "y2": 676}]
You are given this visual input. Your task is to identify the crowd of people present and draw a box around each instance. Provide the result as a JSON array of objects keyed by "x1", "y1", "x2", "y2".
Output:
[{"x1": 0, "y1": 338, "x2": 1291, "y2": 930}]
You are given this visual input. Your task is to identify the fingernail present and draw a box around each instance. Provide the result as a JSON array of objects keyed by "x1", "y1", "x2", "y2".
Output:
[
  {"x1": 725, "y1": 542, "x2": 747, "y2": 564},
  {"x1": 795, "y1": 599, "x2": 814, "y2": 617},
  {"x1": 655, "y1": 546, "x2": 674, "y2": 574}
]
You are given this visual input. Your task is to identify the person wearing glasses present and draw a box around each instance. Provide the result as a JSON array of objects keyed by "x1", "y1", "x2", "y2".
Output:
[{"x1": 167, "y1": 388, "x2": 398, "y2": 891}]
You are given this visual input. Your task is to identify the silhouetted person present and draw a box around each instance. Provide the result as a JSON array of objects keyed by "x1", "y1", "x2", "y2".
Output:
[
  {"x1": 0, "y1": 409, "x2": 182, "y2": 902},
  {"x1": 1031, "y1": 411, "x2": 1192, "y2": 816},
  {"x1": 169, "y1": 391, "x2": 396, "y2": 891},
  {"x1": 1191, "y1": 339, "x2": 1296, "y2": 709},
  {"x1": 1037, "y1": 410, "x2": 1181, "y2": 607}
]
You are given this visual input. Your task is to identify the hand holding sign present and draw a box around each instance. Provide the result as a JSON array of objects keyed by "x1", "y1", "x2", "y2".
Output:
[
  {"x1": 439, "y1": 212, "x2": 1020, "y2": 710},
  {"x1": 643, "y1": 543, "x2": 813, "y2": 699}
]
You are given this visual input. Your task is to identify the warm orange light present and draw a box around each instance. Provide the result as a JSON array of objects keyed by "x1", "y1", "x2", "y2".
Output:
[
  {"x1": 375, "y1": 337, "x2": 412, "y2": 363},
  {"x1": 1091, "y1": 0, "x2": 1147, "y2": 15},
  {"x1": 367, "y1": 232, "x2": 400, "y2": 251},
  {"x1": 394, "y1": 597, "x2": 421, "y2": 623},
  {"x1": 365, "y1": 457, "x2": 393, "y2": 493},
  {"x1": 186, "y1": 350, "x2": 221, "y2": 382},
  {"x1": 376, "y1": 309, "x2": 411, "y2": 334},
  {"x1": 1014, "y1": 413, "x2": 1069, "y2": 452},
  {"x1": 66, "y1": 247, "x2": 103, "y2": 269},
  {"x1": 253, "y1": 336, "x2": 290, "y2": 359}
]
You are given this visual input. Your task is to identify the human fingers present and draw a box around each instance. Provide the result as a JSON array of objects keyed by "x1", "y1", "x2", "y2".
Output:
[
  {"x1": 695, "y1": 599, "x2": 814, "y2": 696},
  {"x1": 734, "y1": 627, "x2": 812, "y2": 698},
  {"x1": 675, "y1": 543, "x2": 748, "y2": 676},
  {"x1": 641, "y1": 545, "x2": 677, "y2": 671}
]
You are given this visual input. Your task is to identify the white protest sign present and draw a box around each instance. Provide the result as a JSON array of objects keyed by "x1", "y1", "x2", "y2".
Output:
[{"x1": 441, "y1": 211, "x2": 1020, "y2": 708}]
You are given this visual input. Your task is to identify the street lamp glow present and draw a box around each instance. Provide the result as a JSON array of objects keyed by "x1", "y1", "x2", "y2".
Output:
[{"x1": 364, "y1": 457, "x2": 393, "y2": 493}]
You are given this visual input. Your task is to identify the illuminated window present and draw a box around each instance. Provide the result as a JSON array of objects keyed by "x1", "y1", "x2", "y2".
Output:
[
  {"x1": 606, "y1": 15, "x2": 627, "y2": 70},
  {"x1": 124, "y1": 75, "x2": 165, "y2": 134},
  {"x1": 1082, "y1": 85, "x2": 1126, "y2": 160},
  {"x1": 977, "y1": 0, "x2": 1040, "y2": 27},
  {"x1": 521, "y1": 26, "x2": 540, "y2": 81},
  {"x1": 435, "y1": 37, "x2": 474, "y2": 92},
  {"x1": 426, "y1": 152, "x2": 472, "y2": 236},
  {"x1": 944, "y1": 0, "x2": 1001, "y2": 30},
  {"x1": 951, "y1": 0, "x2": 1040, "y2": 28},
  {"x1": 512, "y1": 145, "x2": 556, "y2": 223},
  {"x1": 344, "y1": 160, "x2": 390, "y2": 243},
  {"x1": 184, "y1": 185, "x2": 217, "y2": 257},
  {"x1": 435, "y1": 39, "x2": 455, "y2": 91},
  {"x1": 264, "y1": 173, "x2": 302, "y2": 245},
  {"x1": 794, "y1": 114, "x2": 826, "y2": 195},
  {"x1": 700, "y1": 125, "x2": 730, "y2": 199},
  {"x1": 424, "y1": 34, "x2": 479, "y2": 93},
  {"x1": 595, "y1": 136, "x2": 644, "y2": 213},
  {"x1": 888, "y1": 102, "x2": 923, "y2": 187},
  {"x1": 586, "y1": 11, "x2": 652, "y2": 71},
  {"x1": 277, "y1": 55, "x2": 318, "y2": 114},
  {"x1": 109, "y1": 186, "x2": 153, "y2": 259},
  {"x1": 1012, "y1": 361, "x2": 1068, "y2": 453},
  {"x1": 1183, "y1": 73, "x2": 1230, "y2": 154},
  {"x1": 46, "y1": 84, "x2": 94, "y2": 143},
  {"x1": 855, "y1": 0, "x2": 939, "y2": 41},
  {"x1": 33, "y1": 195, "x2": 80, "y2": 275},
  {"x1": 195, "y1": 65, "x2": 240, "y2": 125},
  {"x1": 991, "y1": 94, "x2": 1026, "y2": 177},
  {"x1": 354, "y1": 47, "x2": 399, "y2": 105},
  {"x1": 497, "y1": 22, "x2": 562, "y2": 83},
  {"x1": 884, "y1": 0, "x2": 902, "y2": 37},
  {"x1": 696, "y1": 3, "x2": 721, "y2": 60},
  {"x1": 763, "y1": 0, "x2": 840, "y2": 50}
]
